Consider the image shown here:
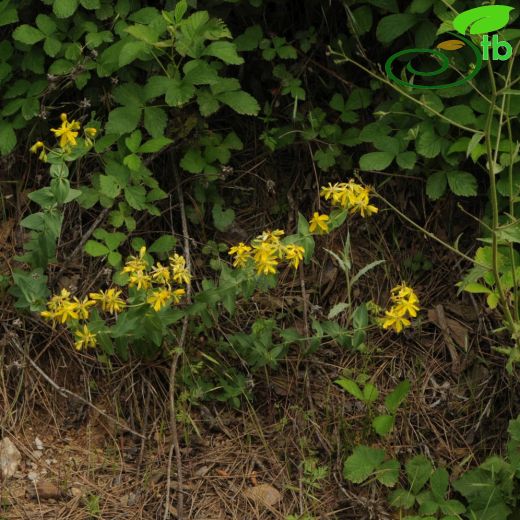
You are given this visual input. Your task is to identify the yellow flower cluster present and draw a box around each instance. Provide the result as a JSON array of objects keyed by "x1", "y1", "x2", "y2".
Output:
[
  {"x1": 121, "y1": 247, "x2": 188, "y2": 312},
  {"x1": 381, "y1": 284, "x2": 420, "y2": 333},
  {"x1": 320, "y1": 180, "x2": 378, "y2": 218},
  {"x1": 228, "y1": 229, "x2": 305, "y2": 275},
  {"x1": 30, "y1": 113, "x2": 98, "y2": 158},
  {"x1": 40, "y1": 247, "x2": 189, "y2": 350}
]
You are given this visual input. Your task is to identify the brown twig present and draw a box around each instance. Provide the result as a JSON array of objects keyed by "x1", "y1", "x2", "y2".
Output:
[
  {"x1": 7, "y1": 329, "x2": 146, "y2": 439},
  {"x1": 164, "y1": 165, "x2": 192, "y2": 520}
]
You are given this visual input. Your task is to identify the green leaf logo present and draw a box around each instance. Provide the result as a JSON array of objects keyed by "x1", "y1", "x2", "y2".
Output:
[{"x1": 453, "y1": 5, "x2": 514, "y2": 35}]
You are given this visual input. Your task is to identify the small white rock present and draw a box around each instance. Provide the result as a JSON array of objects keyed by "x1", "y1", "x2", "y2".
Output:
[
  {"x1": 32, "y1": 450, "x2": 43, "y2": 460},
  {"x1": 27, "y1": 471, "x2": 39, "y2": 481},
  {"x1": 0, "y1": 437, "x2": 22, "y2": 479},
  {"x1": 34, "y1": 437, "x2": 44, "y2": 451}
]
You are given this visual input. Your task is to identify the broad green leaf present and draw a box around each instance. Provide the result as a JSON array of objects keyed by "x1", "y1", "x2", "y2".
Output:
[
  {"x1": 385, "y1": 380, "x2": 410, "y2": 413},
  {"x1": 430, "y1": 468, "x2": 449, "y2": 501},
  {"x1": 53, "y1": 0, "x2": 79, "y2": 18},
  {"x1": 446, "y1": 171, "x2": 478, "y2": 196},
  {"x1": 84, "y1": 240, "x2": 110, "y2": 257},
  {"x1": 234, "y1": 24, "x2": 263, "y2": 51},
  {"x1": 203, "y1": 41, "x2": 244, "y2": 65},
  {"x1": 377, "y1": 460, "x2": 400, "y2": 487},
  {"x1": 343, "y1": 446, "x2": 386, "y2": 484},
  {"x1": 376, "y1": 14, "x2": 418, "y2": 43},
  {"x1": 180, "y1": 148, "x2": 206, "y2": 173},
  {"x1": 138, "y1": 137, "x2": 172, "y2": 153},
  {"x1": 212, "y1": 203, "x2": 235, "y2": 231},
  {"x1": 335, "y1": 378, "x2": 364, "y2": 401},
  {"x1": 417, "y1": 126, "x2": 442, "y2": 158},
  {"x1": 119, "y1": 41, "x2": 149, "y2": 67},
  {"x1": 143, "y1": 107, "x2": 167, "y2": 138},
  {"x1": 444, "y1": 105, "x2": 476, "y2": 126},
  {"x1": 396, "y1": 151, "x2": 417, "y2": 170},
  {"x1": 165, "y1": 78, "x2": 196, "y2": 107},
  {"x1": 13, "y1": 25, "x2": 45, "y2": 45},
  {"x1": 389, "y1": 488, "x2": 416, "y2": 509},
  {"x1": 426, "y1": 171, "x2": 447, "y2": 200},
  {"x1": 124, "y1": 185, "x2": 147, "y2": 210},
  {"x1": 149, "y1": 235, "x2": 176, "y2": 254},
  {"x1": 453, "y1": 5, "x2": 513, "y2": 35},
  {"x1": 359, "y1": 151, "x2": 394, "y2": 171},
  {"x1": 363, "y1": 383, "x2": 379, "y2": 403},
  {"x1": 372, "y1": 414, "x2": 395, "y2": 436},
  {"x1": 406, "y1": 455, "x2": 433, "y2": 494},
  {"x1": 35, "y1": 14, "x2": 57, "y2": 35},
  {"x1": 0, "y1": 122, "x2": 16, "y2": 155},
  {"x1": 105, "y1": 106, "x2": 142, "y2": 135},
  {"x1": 217, "y1": 90, "x2": 260, "y2": 115}
]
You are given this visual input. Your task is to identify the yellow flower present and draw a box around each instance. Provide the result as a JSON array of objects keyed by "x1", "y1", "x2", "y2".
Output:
[
  {"x1": 228, "y1": 242, "x2": 252, "y2": 268},
  {"x1": 320, "y1": 180, "x2": 378, "y2": 218},
  {"x1": 30, "y1": 141, "x2": 44, "y2": 154},
  {"x1": 74, "y1": 325, "x2": 97, "y2": 351},
  {"x1": 51, "y1": 113, "x2": 81, "y2": 149},
  {"x1": 89, "y1": 288, "x2": 126, "y2": 314},
  {"x1": 393, "y1": 299, "x2": 420, "y2": 318},
  {"x1": 128, "y1": 271, "x2": 152, "y2": 290},
  {"x1": 47, "y1": 288, "x2": 72, "y2": 311},
  {"x1": 122, "y1": 247, "x2": 148, "y2": 274},
  {"x1": 172, "y1": 267, "x2": 191, "y2": 285},
  {"x1": 309, "y1": 212, "x2": 330, "y2": 234},
  {"x1": 147, "y1": 288, "x2": 172, "y2": 311},
  {"x1": 151, "y1": 262, "x2": 171, "y2": 285},
  {"x1": 171, "y1": 288, "x2": 185, "y2": 304},
  {"x1": 54, "y1": 300, "x2": 79, "y2": 324},
  {"x1": 382, "y1": 309, "x2": 411, "y2": 333},
  {"x1": 256, "y1": 229, "x2": 284, "y2": 243},
  {"x1": 73, "y1": 297, "x2": 96, "y2": 320},
  {"x1": 253, "y1": 242, "x2": 278, "y2": 275},
  {"x1": 284, "y1": 244, "x2": 305, "y2": 269},
  {"x1": 169, "y1": 253, "x2": 186, "y2": 270},
  {"x1": 84, "y1": 127, "x2": 97, "y2": 138}
]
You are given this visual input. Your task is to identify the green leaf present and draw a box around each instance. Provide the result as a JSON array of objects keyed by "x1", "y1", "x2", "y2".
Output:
[
  {"x1": 203, "y1": 41, "x2": 244, "y2": 65},
  {"x1": 217, "y1": 90, "x2": 260, "y2": 115},
  {"x1": 396, "y1": 151, "x2": 417, "y2": 170},
  {"x1": 359, "y1": 151, "x2": 394, "y2": 171},
  {"x1": 212, "y1": 203, "x2": 235, "y2": 231},
  {"x1": 35, "y1": 14, "x2": 57, "y2": 35},
  {"x1": 406, "y1": 455, "x2": 433, "y2": 494},
  {"x1": 84, "y1": 240, "x2": 110, "y2": 257},
  {"x1": 363, "y1": 383, "x2": 379, "y2": 403},
  {"x1": 343, "y1": 446, "x2": 386, "y2": 484},
  {"x1": 335, "y1": 378, "x2": 364, "y2": 400},
  {"x1": 165, "y1": 78, "x2": 196, "y2": 107},
  {"x1": 446, "y1": 171, "x2": 478, "y2": 196},
  {"x1": 389, "y1": 488, "x2": 416, "y2": 509},
  {"x1": 138, "y1": 137, "x2": 172, "y2": 153},
  {"x1": 385, "y1": 380, "x2": 411, "y2": 413},
  {"x1": 376, "y1": 14, "x2": 418, "y2": 43},
  {"x1": 234, "y1": 25, "x2": 263, "y2": 52},
  {"x1": 426, "y1": 171, "x2": 447, "y2": 200},
  {"x1": 417, "y1": 126, "x2": 442, "y2": 158},
  {"x1": 44, "y1": 37, "x2": 62, "y2": 57},
  {"x1": 0, "y1": 122, "x2": 16, "y2": 155},
  {"x1": 13, "y1": 25, "x2": 45, "y2": 45},
  {"x1": 106, "y1": 106, "x2": 142, "y2": 135},
  {"x1": 181, "y1": 148, "x2": 206, "y2": 173},
  {"x1": 143, "y1": 107, "x2": 167, "y2": 138},
  {"x1": 444, "y1": 105, "x2": 476, "y2": 126},
  {"x1": 377, "y1": 460, "x2": 400, "y2": 487},
  {"x1": 430, "y1": 468, "x2": 449, "y2": 501},
  {"x1": 453, "y1": 5, "x2": 513, "y2": 35},
  {"x1": 149, "y1": 235, "x2": 176, "y2": 254},
  {"x1": 53, "y1": 0, "x2": 79, "y2": 18},
  {"x1": 99, "y1": 175, "x2": 121, "y2": 198},
  {"x1": 372, "y1": 415, "x2": 395, "y2": 436},
  {"x1": 124, "y1": 185, "x2": 146, "y2": 210},
  {"x1": 119, "y1": 41, "x2": 149, "y2": 67}
]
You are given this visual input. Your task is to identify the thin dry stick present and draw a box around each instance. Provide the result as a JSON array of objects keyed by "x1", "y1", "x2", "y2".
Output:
[
  {"x1": 7, "y1": 330, "x2": 146, "y2": 439},
  {"x1": 164, "y1": 168, "x2": 192, "y2": 520}
]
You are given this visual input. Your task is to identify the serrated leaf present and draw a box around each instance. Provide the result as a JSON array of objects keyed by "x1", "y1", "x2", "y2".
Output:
[
  {"x1": 53, "y1": 0, "x2": 79, "y2": 18},
  {"x1": 84, "y1": 240, "x2": 110, "y2": 257},
  {"x1": 453, "y1": 5, "x2": 513, "y2": 35},
  {"x1": 165, "y1": 78, "x2": 195, "y2": 107},
  {"x1": 377, "y1": 460, "x2": 400, "y2": 487},
  {"x1": 203, "y1": 41, "x2": 244, "y2": 65},
  {"x1": 446, "y1": 171, "x2": 478, "y2": 196},
  {"x1": 372, "y1": 415, "x2": 395, "y2": 436},
  {"x1": 180, "y1": 148, "x2": 206, "y2": 173},
  {"x1": 212, "y1": 203, "x2": 235, "y2": 231},
  {"x1": 138, "y1": 137, "x2": 172, "y2": 153},
  {"x1": 377, "y1": 13, "x2": 418, "y2": 43},
  {"x1": 217, "y1": 90, "x2": 260, "y2": 115},
  {"x1": 385, "y1": 380, "x2": 410, "y2": 413},
  {"x1": 406, "y1": 455, "x2": 433, "y2": 494},
  {"x1": 343, "y1": 446, "x2": 386, "y2": 484},
  {"x1": 106, "y1": 106, "x2": 142, "y2": 135},
  {"x1": 359, "y1": 151, "x2": 394, "y2": 171},
  {"x1": 426, "y1": 171, "x2": 447, "y2": 200},
  {"x1": 13, "y1": 25, "x2": 45, "y2": 45},
  {"x1": 143, "y1": 107, "x2": 167, "y2": 138},
  {"x1": 0, "y1": 122, "x2": 16, "y2": 155},
  {"x1": 149, "y1": 235, "x2": 176, "y2": 253},
  {"x1": 430, "y1": 468, "x2": 449, "y2": 501}
]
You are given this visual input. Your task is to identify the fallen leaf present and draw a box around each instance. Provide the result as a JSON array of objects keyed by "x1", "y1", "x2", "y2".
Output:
[
  {"x1": 437, "y1": 39, "x2": 466, "y2": 51},
  {"x1": 35, "y1": 481, "x2": 62, "y2": 499},
  {"x1": 243, "y1": 483, "x2": 281, "y2": 507}
]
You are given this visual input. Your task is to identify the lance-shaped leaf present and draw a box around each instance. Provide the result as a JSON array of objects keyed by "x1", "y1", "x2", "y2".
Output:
[
  {"x1": 437, "y1": 39, "x2": 465, "y2": 51},
  {"x1": 453, "y1": 5, "x2": 514, "y2": 35}
]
